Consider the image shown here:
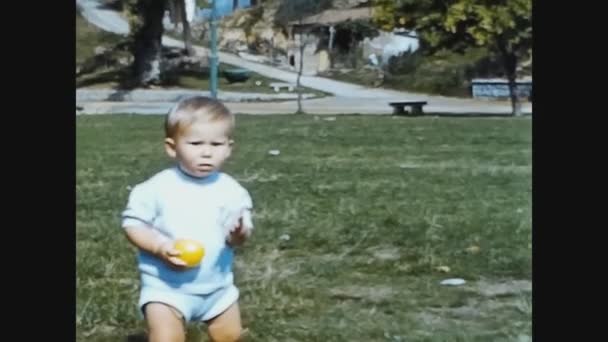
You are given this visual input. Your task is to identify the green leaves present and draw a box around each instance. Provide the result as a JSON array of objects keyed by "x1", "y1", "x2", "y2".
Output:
[
  {"x1": 383, "y1": 0, "x2": 531, "y2": 61},
  {"x1": 372, "y1": 0, "x2": 398, "y2": 31}
]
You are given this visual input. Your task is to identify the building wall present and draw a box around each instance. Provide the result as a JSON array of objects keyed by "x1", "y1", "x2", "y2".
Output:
[
  {"x1": 362, "y1": 31, "x2": 419, "y2": 65},
  {"x1": 288, "y1": 32, "x2": 326, "y2": 76}
]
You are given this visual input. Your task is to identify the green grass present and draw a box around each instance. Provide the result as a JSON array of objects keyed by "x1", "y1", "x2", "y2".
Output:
[
  {"x1": 76, "y1": 11, "x2": 126, "y2": 66},
  {"x1": 77, "y1": 114, "x2": 531, "y2": 341},
  {"x1": 161, "y1": 65, "x2": 327, "y2": 97}
]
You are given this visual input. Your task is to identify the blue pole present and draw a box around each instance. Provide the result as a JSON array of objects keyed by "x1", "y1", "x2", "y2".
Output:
[{"x1": 209, "y1": 0, "x2": 219, "y2": 98}]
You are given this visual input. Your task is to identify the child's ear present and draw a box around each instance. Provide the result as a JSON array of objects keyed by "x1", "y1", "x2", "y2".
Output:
[
  {"x1": 226, "y1": 139, "x2": 234, "y2": 158},
  {"x1": 164, "y1": 138, "x2": 177, "y2": 159}
]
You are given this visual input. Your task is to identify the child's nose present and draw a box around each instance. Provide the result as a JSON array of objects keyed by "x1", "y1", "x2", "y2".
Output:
[{"x1": 201, "y1": 145, "x2": 212, "y2": 156}]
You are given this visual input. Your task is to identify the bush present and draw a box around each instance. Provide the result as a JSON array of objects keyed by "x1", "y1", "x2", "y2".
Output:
[{"x1": 383, "y1": 47, "x2": 503, "y2": 97}]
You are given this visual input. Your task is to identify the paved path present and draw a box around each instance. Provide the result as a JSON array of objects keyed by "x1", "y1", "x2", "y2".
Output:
[
  {"x1": 78, "y1": 97, "x2": 528, "y2": 116},
  {"x1": 76, "y1": 88, "x2": 318, "y2": 102},
  {"x1": 77, "y1": 0, "x2": 129, "y2": 35}
]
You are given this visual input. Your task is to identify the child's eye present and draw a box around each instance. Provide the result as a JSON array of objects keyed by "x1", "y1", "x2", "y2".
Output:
[
  {"x1": 211, "y1": 142, "x2": 225, "y2": 146},
  {"x1": 189, "y1": 141, "x2": 203, "y2": 146}
]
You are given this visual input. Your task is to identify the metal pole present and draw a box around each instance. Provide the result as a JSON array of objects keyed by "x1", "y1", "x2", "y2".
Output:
[{"x1": 209, "y1": 0, "x2": 219, "y2": 98}]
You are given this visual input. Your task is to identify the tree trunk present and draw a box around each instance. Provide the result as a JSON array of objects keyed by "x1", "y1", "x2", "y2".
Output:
[
  {"x1": 506, "y1": 69, "x2": 522, "y2": 117},
  {"x1": 132, "y1": 0, "x2": 167, "y2": 86},
  {"x1": 498, "y1": 40, "x2": 522, "y2": 116},
  {"x1": 296, "y1": 30, "x2": 305, "y2": 114},
  {"x1": 178, "y1": 0, "x2": 195, "y2": 56},
  {"x1": 350, "y1": 32, "x2": 357, "y2": 68}
]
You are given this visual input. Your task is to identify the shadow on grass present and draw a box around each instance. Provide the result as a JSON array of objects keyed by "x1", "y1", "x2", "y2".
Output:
[
  {"x1": 126, "y1": 333, "x2": 147, "y2": 342},
  {"x1": 76, "y1": 46, "x2": 215, "y2": 101}
]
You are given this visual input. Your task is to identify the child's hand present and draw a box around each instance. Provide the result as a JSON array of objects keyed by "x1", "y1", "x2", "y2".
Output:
[
  {"x1": 227, "y1": 225, "x2": 248, "y2": 247},
  {"x1": 227, "y1": 210, "x2": 253, "y2": 247},
  {"x1": 155, "y1": 241, "x2": 188, "y2": 268}
]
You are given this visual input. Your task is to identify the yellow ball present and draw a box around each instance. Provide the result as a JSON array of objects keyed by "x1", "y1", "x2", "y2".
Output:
[{"x1": 174, "y1": 239, "x2": 205, "y2": 267}]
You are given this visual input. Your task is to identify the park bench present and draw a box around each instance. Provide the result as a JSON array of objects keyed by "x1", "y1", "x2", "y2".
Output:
[
  {"x1": 389, "y1": 101, "x2": 428, "y2": 115},
  {"x1": 270, "y1": 82, "x2": 295, "y2": 92}
]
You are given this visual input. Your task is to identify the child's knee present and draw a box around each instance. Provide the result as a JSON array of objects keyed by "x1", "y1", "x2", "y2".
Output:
[
  {"x1": 148, "y1": 325, "x2": 186, "y2": 342},
  {"x1": 148, "y1": 329, "x2": 186, "y2": 342},
  {"x1": 145, "y1": 303, "x2": 186, "y2": 342},
  {"x1": 208, "y1": 323, "x2": 243, "y2": 342}
]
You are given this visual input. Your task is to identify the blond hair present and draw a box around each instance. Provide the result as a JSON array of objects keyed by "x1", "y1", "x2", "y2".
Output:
[{"x1": 165, "y1": 96, "x2": 235, "y2": 138}]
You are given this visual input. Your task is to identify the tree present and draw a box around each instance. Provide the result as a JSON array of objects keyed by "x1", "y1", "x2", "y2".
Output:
[
  {"x1": 127, "y1": 0, "x2": 168, "y2": 86},
  {"x1": 275, "y1": 0, "x2": 331, "y2": 114},
  {"x1": 176, "y1": 0, "x2": 195, "y2": 56},
  {"x1": 126, "y1": 0, "x2": 201, "y2": 86},
  {"x1": 375, "y1": 0, "x2": 531, "y2": 116},
  {"x1": 372, "y1": 0, "x2": 399, "y2": 32}
]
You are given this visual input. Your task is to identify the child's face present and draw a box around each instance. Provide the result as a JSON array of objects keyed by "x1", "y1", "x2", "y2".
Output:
[{"x1": 165, "y1": 120, "x2": 233, "y2": 178}]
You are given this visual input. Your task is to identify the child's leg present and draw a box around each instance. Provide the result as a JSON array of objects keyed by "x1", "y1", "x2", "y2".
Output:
[
  {"x1": 206, "y1": 302, "x2": 245, "y2": 342},
  {"x1": 145, "y1": 302, "x2": 186, "y2": 342}
]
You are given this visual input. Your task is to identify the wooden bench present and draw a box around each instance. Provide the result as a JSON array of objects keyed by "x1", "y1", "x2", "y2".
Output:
[
  {"x1": 269, "y1": 82, "x2": 295, "y2": 92},
  {"x1": 389, "y1": 101, "x2": 428, "y2": 115}
]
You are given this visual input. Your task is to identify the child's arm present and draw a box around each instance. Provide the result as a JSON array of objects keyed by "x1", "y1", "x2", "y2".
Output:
[
  {"x1": 123, "y1": 224, "x2": 187, "y2": 267},
  {"x1": 122, "y1": 183, "x2": 186, "y2": 267}
]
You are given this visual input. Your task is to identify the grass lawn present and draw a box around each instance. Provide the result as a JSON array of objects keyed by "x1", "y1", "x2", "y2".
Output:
[{"x1": 76, "y1": 114, "x2": 531, "y2": 341}]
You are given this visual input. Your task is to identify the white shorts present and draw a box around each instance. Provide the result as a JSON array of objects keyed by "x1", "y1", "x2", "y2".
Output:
[{"x1": 139, "y1": 284, "x2": 239, "y2": 322}]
